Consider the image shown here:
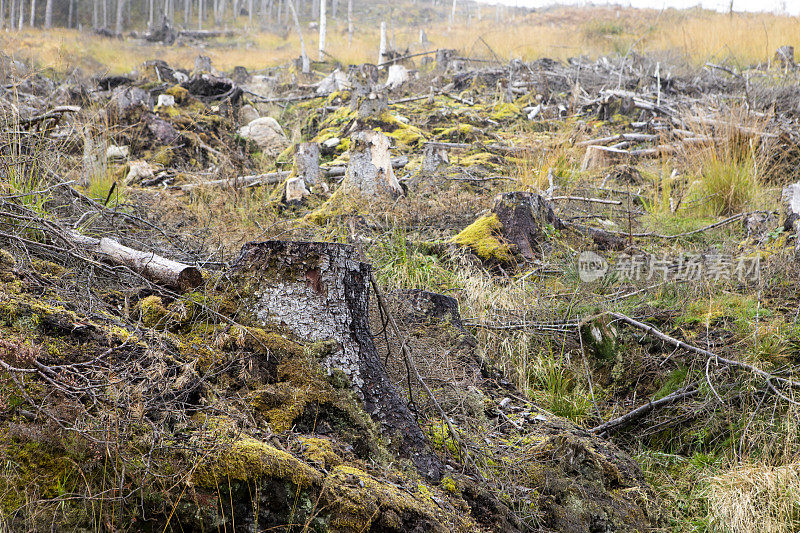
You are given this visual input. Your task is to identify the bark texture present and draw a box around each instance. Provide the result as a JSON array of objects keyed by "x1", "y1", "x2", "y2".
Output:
[
  {"x1": 233, "y1": 240, "x2": 443, "y2": 479},
  {"x1": 342, "y1": 130, "x2": 402, "y2": 198},
  {"x1": 294, "y1": 141, "x2": 320, "y2": 186}
]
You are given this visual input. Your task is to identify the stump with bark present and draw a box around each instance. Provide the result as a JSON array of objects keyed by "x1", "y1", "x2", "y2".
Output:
[
  {"x1": 233, "y1": 240, "x2": 443, "y2": 479},
  {"x1": 342, "y1": 130, "x2": 403, "y2": 198},
  {"x1": 421, "y1": 144, "x2": 450, "y2": 175},
  {"x1": 453, "y1": 191, "x2": 561, "y2": 263},
  {"x1": 294, "y1": 142, "x2": 320, "y2": 186}
]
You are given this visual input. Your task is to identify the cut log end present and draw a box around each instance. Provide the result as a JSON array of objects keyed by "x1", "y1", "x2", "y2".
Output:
[{"x1": 177, "y1": 266, "x2": 205, "y2": 291}]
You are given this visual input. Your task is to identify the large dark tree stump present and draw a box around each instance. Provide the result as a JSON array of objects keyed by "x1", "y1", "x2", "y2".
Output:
[{"x1": 233, "y1": 241, "x2": 442, "y2": 479}]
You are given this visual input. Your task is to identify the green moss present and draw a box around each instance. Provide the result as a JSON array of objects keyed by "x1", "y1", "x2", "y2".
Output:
[
  {"x1": 165, "y1": 84, "x2": 190, "y2": 104},
  {"x1": 149, "y1": 147, "x2": 174, "y2": 166},
  {"x1": 0, "y1": 249, "x2": 15, "y2": 271},
  {"x1": 298, "y1": 437, "x2": 342, "y2": 469},
  {"x1": 305, "y1": 187, "x2": 353, "y2": 226},
  {"x1": 457, "y1": 151, "x2": 503, "y2": 171},
  {"x1": 319, "y1": 91, "x2": 351, "y2": 109},
  {"x1": 154, "y1": 103, "x2": 180, "y2": 117},
  {"x1": 451, "y1": 214, "x2": 514, "y2": 262},
  {"x1": 489, "y1": 102, "x2": 522, "y2": 121},
  {"x1": 0, "y1": 441, "x2": 76, "y2": 515},
  {"x1": 427, "y1": 420, "x2": 463, "y2": 458},
  {"x1": 434, "y1": 124, "x2": 483, "y2": 142},
  {"x1": 385, "y1": 122, "x2": 426, "y2": 147},
  {"x1": 138, "y1": 295, "x2": 171, "y2": 328},
  {"x1": 371, "y1": 110, "x2": 427, "y2": 147},
  {"x1": 194, "y1": 436, "x2": 323, "y2": 489},
  {"x1": 312, "y1": 126, "x2": 341, "y2": 145},
  {"x1": 441, "y1": 476, "x2": 459, "y2": 494},
  {"x1": 30, "y1": 258, "x2": 67, "y2": 279},
  {"x1": 326, "y1": 464, "x2": 457, "y2": 532},
  {"x1": 275, "y1": 143, "x2": 294, "y2": 164},
  {"x1": 321, "y1": 106, "x2": 357, "y2": 129}
]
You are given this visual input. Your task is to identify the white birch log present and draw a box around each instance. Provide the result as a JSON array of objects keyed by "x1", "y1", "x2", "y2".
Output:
[{"x1": 67, "y1": 231, "x2": 203, "y2": 291}]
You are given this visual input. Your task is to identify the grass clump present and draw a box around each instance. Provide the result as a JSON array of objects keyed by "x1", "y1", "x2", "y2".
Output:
[{"x1": 697, "y1": 155, "x2": 760, "y2": 216}]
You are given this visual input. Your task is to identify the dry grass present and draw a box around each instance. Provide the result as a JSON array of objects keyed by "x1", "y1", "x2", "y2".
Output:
[
  {"x1": 708, "y1": 462, "x2": 800, "y2": 533},
  {"x1": 2, "y1": 6, "x2": 799, "y2": 75}
]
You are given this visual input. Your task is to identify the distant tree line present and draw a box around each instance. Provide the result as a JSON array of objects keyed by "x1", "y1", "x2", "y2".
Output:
[
  {"x1": 0, "y1": 0, "x2": 362, "y2": 35},
  {"x1": 0, "y1": 0, "x2": 496, "y2": 37}
]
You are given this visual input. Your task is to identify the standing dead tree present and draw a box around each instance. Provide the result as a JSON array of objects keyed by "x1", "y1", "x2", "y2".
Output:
[
  {"x1": 346, "y1": 0, "x2": 352, "y2": 44},
  {"x1": 287, "y1": 0, "x2": 309, "y2": 73},
  {"x1": 318, "y1": 0, "x2": 326, "y2": 61}
]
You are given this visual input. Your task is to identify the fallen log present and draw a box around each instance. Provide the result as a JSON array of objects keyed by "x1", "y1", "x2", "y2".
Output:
[
  {"x1": 18, "y1": 106, "x2": 81, "y2": 128},
  {"x1": 68, "y1": 231, "x2": 203, "y2": 291},
  {"x1": 171, "y1": 171, "x2": 290, "y2": 192},
  {"x1": 424, "y1": 141, "x2": 527, "y2": 155},
  {"x1": 178, "y1": 29, "x2": 236, "y2": 39},
  {"x1": 172, "y1": 155, "x2": 411, "y2": 192}
]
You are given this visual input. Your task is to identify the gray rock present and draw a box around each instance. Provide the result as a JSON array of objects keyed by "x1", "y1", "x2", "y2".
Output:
[
  {"x1": 237, "y1": 117, "x2": 289, "y2": 156},
  {"x1": 107, "y1": 86, "x2": 153, "y2": 123}
]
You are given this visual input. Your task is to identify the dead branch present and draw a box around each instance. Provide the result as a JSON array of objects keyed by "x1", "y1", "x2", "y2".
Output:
[
  {"x1": 574, "y1": 212, "x2": 747, "y2": 240},
  {"x1": 606, "y1": 311, "x2": 800, "y2": 391},
  {"x1": 171, "y1": 171, "x2": 289, "y2": 192},
  {"x1": 17, "y1": 105, "x2": 81, "y2": 127},
  {"x1": 590, "y1": 383, "x2": 700, "y2": 435}
]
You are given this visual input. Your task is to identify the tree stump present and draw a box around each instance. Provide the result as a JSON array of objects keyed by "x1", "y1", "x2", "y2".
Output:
[
  {"x1": 385, "y1": 64, "x2": 410, "y2": 91},
  {"x1": 342, "y1": 130, "x2": 403, "y2": 198},
  {"x1": 435, "y1": 49, "x2": 457, "y2": 72},
  {"x1": 294, "y1": 142, "x2": 320, "y2": 186},
  {"x1": 453, "y1": 191, "x2": 562, "y2": 263},
  {"x1": 775, "y1": 45, "x2": 795, "y2": 68},
  {"x1": 782, "y1": 183, "x2": 800, "y2": 257},
  {"x1": 107, "y1": 86, "x2": 153, "y2": 124},
  {"x1": 233, "y1": 241, "x2": 442, "y2": 479},
  {"x1": 192, "y1": 54, "x2": 218, "y2": 76},
  {"x1": 493, "y1": 191, "x2": 563, "y2": 260},
  {"x1": 284, "y1": 177, "x2": 310, "y2": 203},
  {"x1": 420, "y1": 144, "x2": 449, "y2": 175},
  {"x1": 351, "y1": 90, "x2": 388, "y2": 119},
  {"x1": 581, "y1": 145, "x2": 627, "y2": 171}
]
